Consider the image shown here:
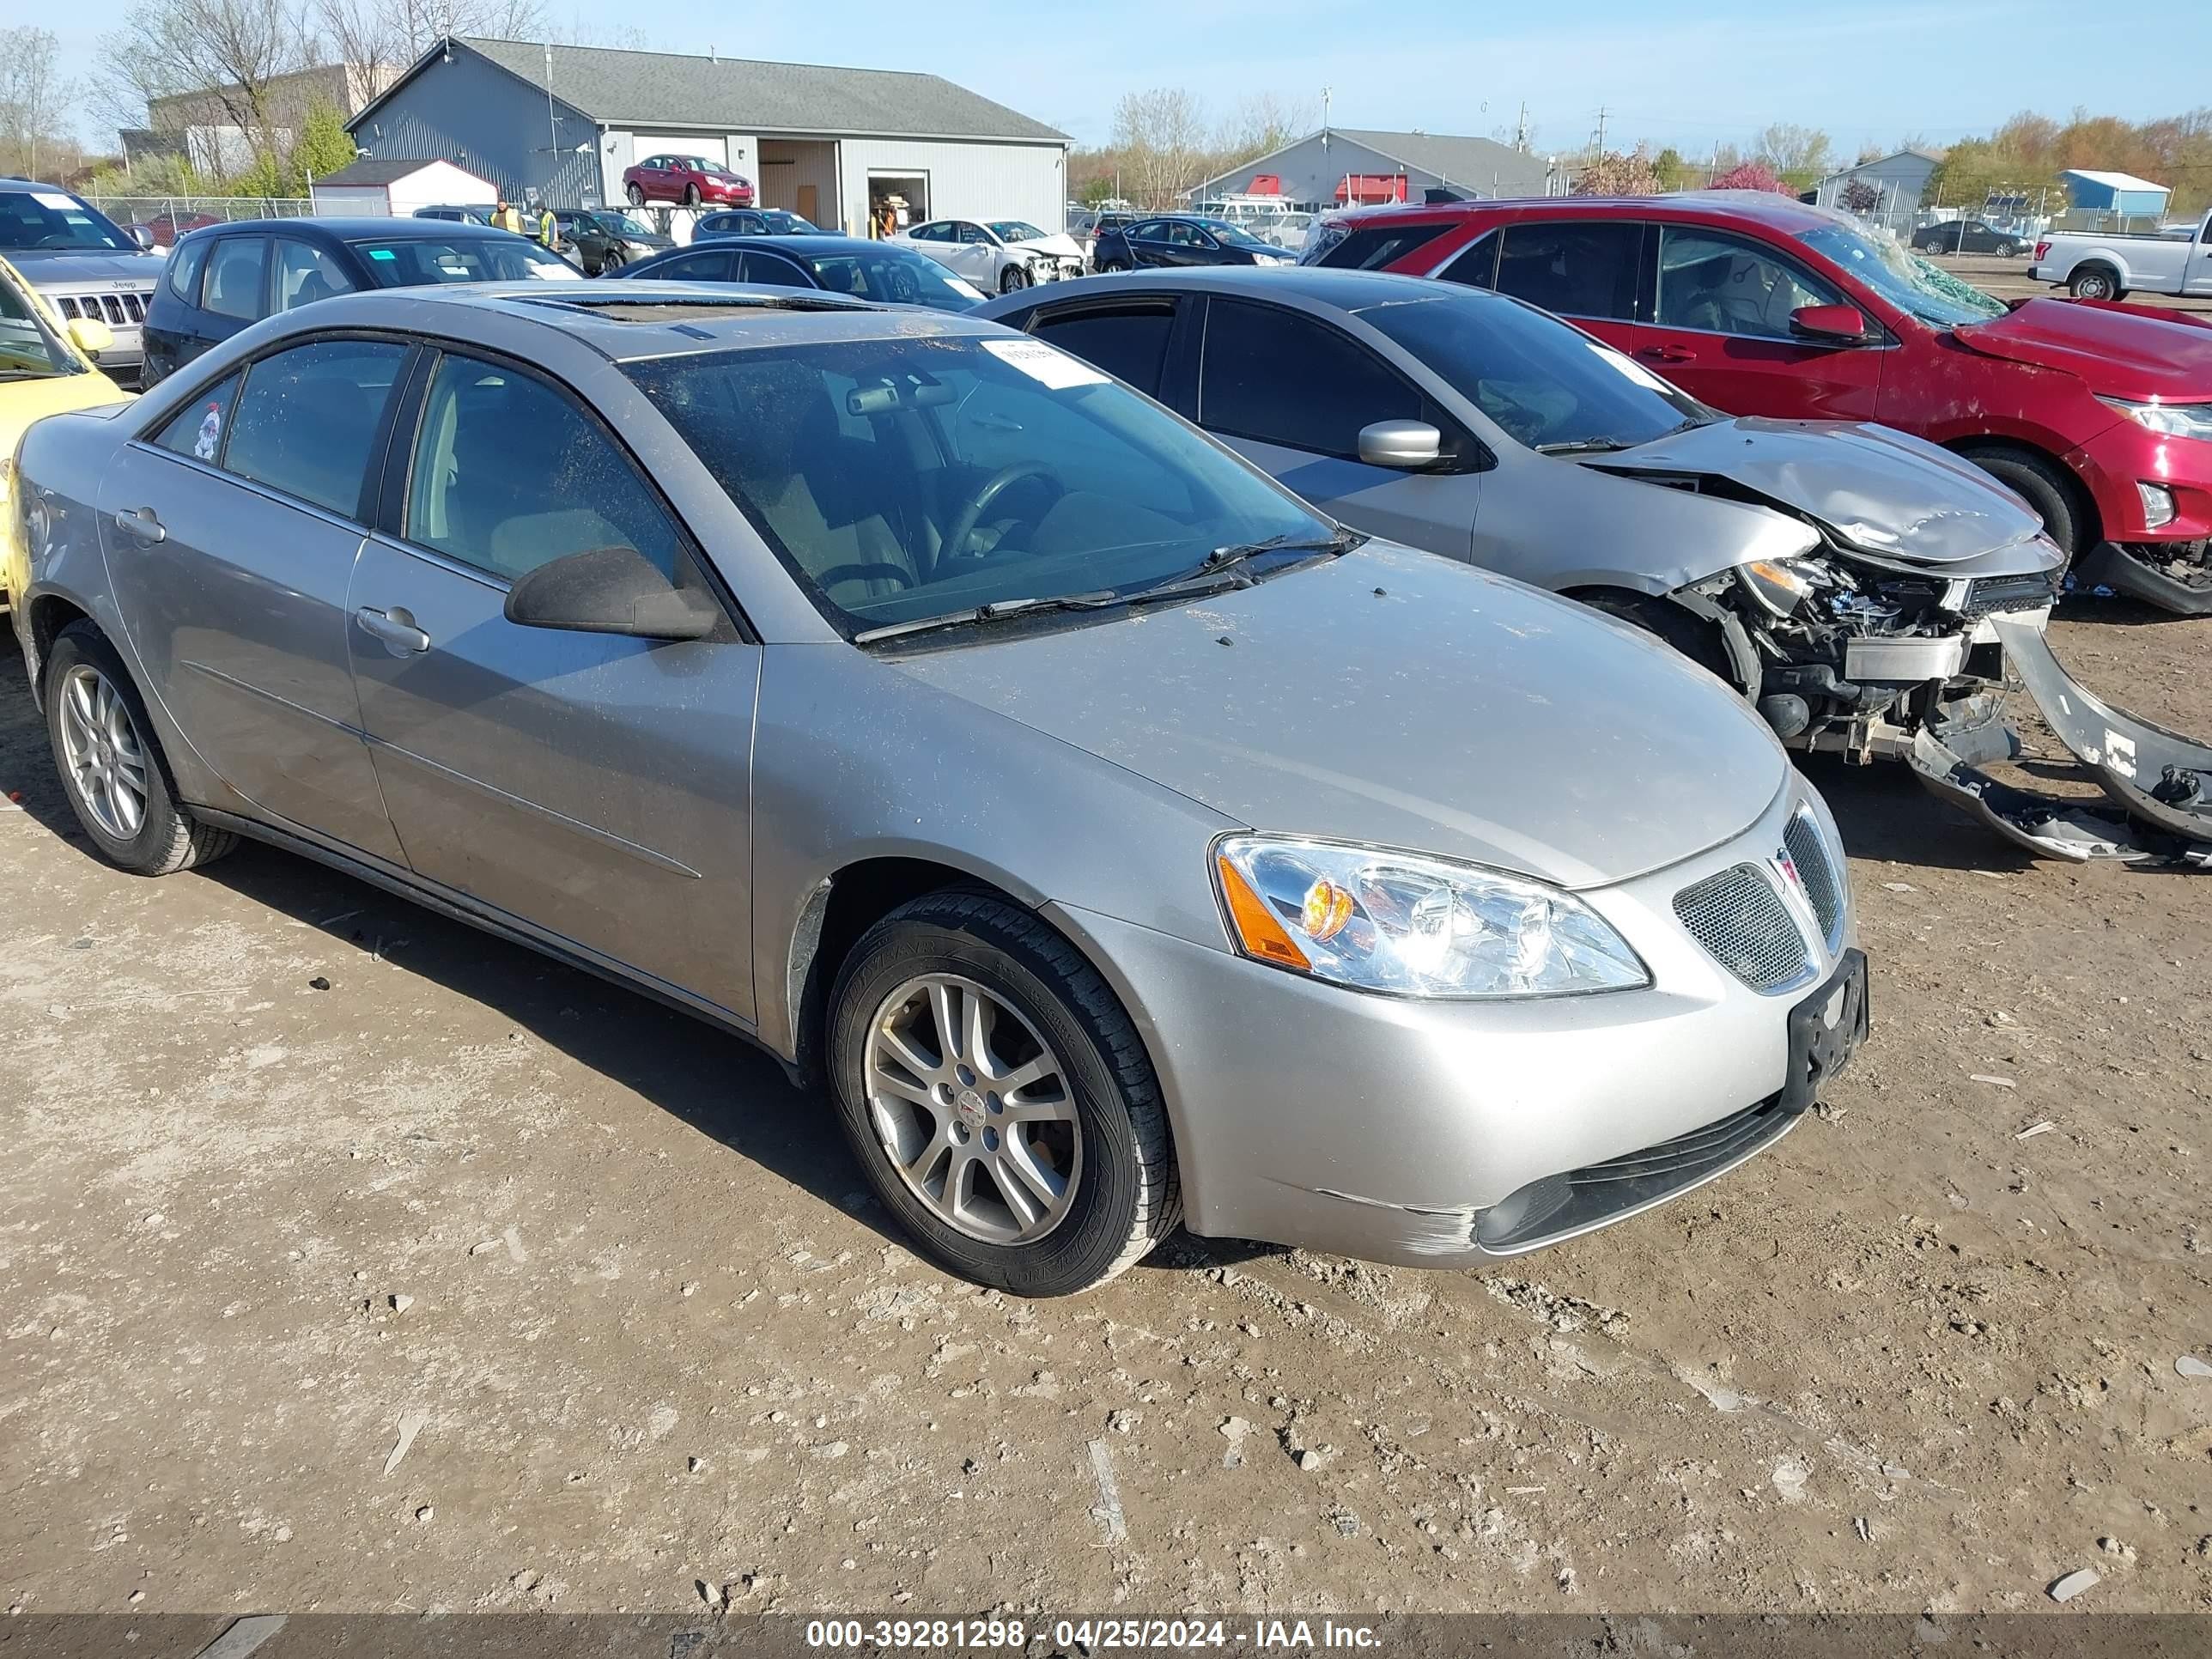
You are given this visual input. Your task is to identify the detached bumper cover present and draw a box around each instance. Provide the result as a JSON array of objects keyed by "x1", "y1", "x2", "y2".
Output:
[
  {"x1": 1907, "y1": 616, "x2": 2212, "y2": 865},
  {"x1": 2070, "y1": 540, "x2": 2212, "y2": 617}
]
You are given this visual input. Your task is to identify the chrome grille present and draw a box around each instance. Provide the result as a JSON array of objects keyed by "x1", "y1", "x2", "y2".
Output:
[
  {"x1": 1673, "y1": 864, "x2": 1814, "y2": 994},
  {"x1": 1962, "y1": 571, "x2": 2060, "y2": 616},
  {"x1": 48, "y1": 289, "x2": 150, "y2": 329},
  {"x1": 1782, "y1": 808, "x2": 1844, "y2": 949}
]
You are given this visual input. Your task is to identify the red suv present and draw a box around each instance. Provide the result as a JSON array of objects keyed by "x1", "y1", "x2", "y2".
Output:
[
  {"x1": 623, "y1": 153, "x2": 756, "y2": 209},
  {"x1": 1309, "y1": 191, "x2": 2212, "y2": 612}
]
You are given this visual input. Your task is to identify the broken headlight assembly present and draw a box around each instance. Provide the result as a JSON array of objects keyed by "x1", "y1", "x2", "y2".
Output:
[
  {"x1": 1734, "y1": 556, "x2": 1827, "y2": 618},
  {"x1": 1212, "y1": 836, "x2": 1650, "y2": 999},
  {"x1": 2099, "y1": 396, "x2": 2212, "y2": 443}
]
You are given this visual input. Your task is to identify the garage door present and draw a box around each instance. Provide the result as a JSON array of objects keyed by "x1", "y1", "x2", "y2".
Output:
[{"x1": 635, "y1": 135, "x2": 726, "y2": 167}]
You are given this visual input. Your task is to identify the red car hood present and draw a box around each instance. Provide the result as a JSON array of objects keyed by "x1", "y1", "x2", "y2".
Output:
[{"x1": 1954, "y1": 298, "x2": 2212, "y2": 401}]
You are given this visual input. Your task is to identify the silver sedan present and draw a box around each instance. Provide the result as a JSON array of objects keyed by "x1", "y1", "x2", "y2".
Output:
[{"x1": 9, "y1": 282, "x2": 1863, "y2": 1295}]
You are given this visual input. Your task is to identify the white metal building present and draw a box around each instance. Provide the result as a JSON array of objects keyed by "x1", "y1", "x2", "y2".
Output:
[
  {"x1": 345, "y1": 37, "x2": 1071, "y2": 235},
  {"x1": 307, "y1": 157, "x2": 497, "y2": 217}
]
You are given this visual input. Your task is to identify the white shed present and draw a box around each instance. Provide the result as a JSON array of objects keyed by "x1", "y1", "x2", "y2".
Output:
[{"x1": 308, "y1": 157, "x2": 497, "y2": 219}]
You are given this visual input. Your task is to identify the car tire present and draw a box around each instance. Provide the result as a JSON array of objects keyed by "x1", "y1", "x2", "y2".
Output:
[
  {"x1": 684, "y1": 184, "x2": 701, "y2": 207},
  {"x1": 1097, "y1": 258, "x2": 1126, "y2": 274},
  {"x1": 1000, "y1": 264, "x2": 1030, "y2": 293},
  {"x1": 626, "y1": 184, "x2": 645, "y2": 208},
  {"x1": 1955, "y1": 445, "x2": 2087, "y2": 556},
  {"x1": 2069, "y1": 264, "x2": 2121, "y2": 301},
  {"x1": 601, "y1": 246, "x2": 624, "y2": 275},
  {"x1": 826, "y1": 890, "x2": 1181, "y2": 1297},
  {"x1": 45, "y1": 622, "x2": 235, "y2": 877},
  {"x1": 1994, "y1": 240, "x2": 2016, "y2": 258}
]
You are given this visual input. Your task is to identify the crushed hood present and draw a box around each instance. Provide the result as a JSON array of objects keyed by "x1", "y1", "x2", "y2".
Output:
[
  {"x1": 1587, "y1": 416, "x2": 2050, "y2": 568},
  {"x1": 1009, "y1": 233, "x2": 1085, "y2": 260},
  {"x1": 1954, "y1": 297, "x2": 2212, "y2": 402},
  {"x1": 885, "y1": 543, "x2": 1789, "y2": 890},
  {"x1": 9, "y1": 250, "x2": 167, "y2": 288}
]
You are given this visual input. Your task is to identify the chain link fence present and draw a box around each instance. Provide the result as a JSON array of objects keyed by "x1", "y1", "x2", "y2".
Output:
[{"x1": 80, "y1": 196, "x2": 314, "y2": 245}]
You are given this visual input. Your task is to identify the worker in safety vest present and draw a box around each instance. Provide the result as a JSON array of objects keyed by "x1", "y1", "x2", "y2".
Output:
[
  {"x1": 490, "y1": 199, "x2": 524, "y2": 234},
  {"x1": 533, "y1": 204, "x2": 560, "y2": 250}
]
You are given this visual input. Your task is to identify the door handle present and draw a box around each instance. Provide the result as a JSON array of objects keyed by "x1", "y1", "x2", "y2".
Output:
[
  {"x1": 356, "y1": 605, "x2": 432, "y2": 655},
  {"x1": 1640, "y1": 344, "x2": 1694, "y2": 362},
  {"x1": 113, "y1": 507, "x2": 166, "y2": 544}
]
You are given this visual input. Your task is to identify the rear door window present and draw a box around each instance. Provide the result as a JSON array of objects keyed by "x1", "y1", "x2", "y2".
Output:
[
  {"x1": 220, "y1": 338, "x2": 410, "y2": 517},
  {"x1": 656, "y1": 248, "x2": 736, "y2": 281},
  {"x1": 1030, "y1": 302, "x2": 1178, "y2": 398},
  {"x1": 272, "y1": 238, "x2": 357, "y2": 313},
  {"x1": 738, "y1": 251, "x2": 812, "y2": 288},
  {"x1": 201, "y1": 236, "x2": 270, "y2": 321},
  {"x1": 152, "y1": 374, "x2": 240, "y2": 461},
  {"x1": 1437, "y1": 229, "x2": 1499, "y2": 289},
  {"x1": 1200, "y1": 297, "x2": 1426, "y2": 458},
  {"x1": 166, "y1": 236, "x2": 210, "y2": 302},
  {"x1": 1492, "y1": 221, "x2": 1643, "y2": 320},
  {"x1": 1312, "y1": 221, "x2": 1454, "y2": 270}
]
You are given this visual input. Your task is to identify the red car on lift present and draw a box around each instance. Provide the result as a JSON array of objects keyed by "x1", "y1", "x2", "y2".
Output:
[
  {"x1": 1305, "y1": 191, "x2": 2212, "y2": 611},
  {"x1": 622, "y1": 151, "x2": 756, "y2": 209}
]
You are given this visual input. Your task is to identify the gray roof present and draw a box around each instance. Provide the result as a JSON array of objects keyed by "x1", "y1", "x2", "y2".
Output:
[
  {"x1": 1189, "y1": 125, "x2": 1551, "y2": 199},
  {"x1": 315, "y1": 157, "x2": 443, "y2": 186},
  {"x1": 452, "y1": 36, "x2": 1066, "y2": 143}
]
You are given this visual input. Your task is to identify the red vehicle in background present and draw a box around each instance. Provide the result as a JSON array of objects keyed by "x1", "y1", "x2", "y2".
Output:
[
  {"x1": 622, "y1": 152, "x2": 756, "y2": 209},
  {"x1": 1306, "y1": 191, "x2": 2212, "y2": 612}
]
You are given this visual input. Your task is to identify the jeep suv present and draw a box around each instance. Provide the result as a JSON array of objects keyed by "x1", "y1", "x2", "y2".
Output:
[{"x1": 0, "y1": 180, "x2": 166, "y2": 386}]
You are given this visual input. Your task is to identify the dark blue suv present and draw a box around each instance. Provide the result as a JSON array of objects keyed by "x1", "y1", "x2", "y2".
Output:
[{"x1": 141, "y1": 217, "x2": 580, "y2": 386}]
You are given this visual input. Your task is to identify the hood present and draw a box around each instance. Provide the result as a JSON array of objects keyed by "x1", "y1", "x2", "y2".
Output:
[
  {"x1": 1588, "y1": 416, "x2": 2048, "y2": 568},
  {"x1": 629, "y1": 233, "x2": 674, "y2": 249},
  {"x1": 10, "y1": 250, "x2": 167, "y2": 287},
  {"x1": 1010, "y1": 233, "x2": 1085, "y2": 260},
  {"x1": 1954, "y1": 297, "x2": 2212, "y2": 402},
  {"x1": 885, "y1": 544, "x2": 1788, "y2": 890}
]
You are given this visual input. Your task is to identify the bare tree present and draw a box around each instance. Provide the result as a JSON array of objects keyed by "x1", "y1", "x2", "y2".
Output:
[
  {"x1": 1215, "y1": 91, "x2": 1314, "y2": 164},
  {"x1": 0, "y1": 27, "x2": 76, "y2": 179},
  {"x1": 98, "y1": 0, "x2": 316, "y2": 177},
  {"x1": 317, "y1": 0, "x2": 549, "y2": 98},
  {"x1": 1752, "y1": 122, "x2": 1832, "y2": 178},
  {"x1": 1111, "y1": 88, "x2": 1210, "y2": 208}
]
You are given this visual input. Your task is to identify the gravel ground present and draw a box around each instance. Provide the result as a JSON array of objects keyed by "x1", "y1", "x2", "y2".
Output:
[{"x1": 3, "y1": 608, "x2": 2210, "y2": 1622}]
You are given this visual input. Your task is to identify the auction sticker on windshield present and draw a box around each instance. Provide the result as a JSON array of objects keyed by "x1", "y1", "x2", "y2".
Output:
[{"x1": 982, "y1": 337, "x2": 1109, "y2": 389}]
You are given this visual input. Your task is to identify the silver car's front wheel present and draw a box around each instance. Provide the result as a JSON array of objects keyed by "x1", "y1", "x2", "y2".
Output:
[
  {"x1": 58, "y1": 663, "x2": 148, "y2": 841},
  {"x1": 864, "y1": 973, "x2": 1080, "y2": 1243},
  {"x1": 828, "y1": 891, "x2": 1180, "y2": 1295}
]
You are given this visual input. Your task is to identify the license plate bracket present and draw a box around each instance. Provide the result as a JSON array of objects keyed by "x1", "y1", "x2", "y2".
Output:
[{"x1": 1781, "y1": 948, "x2": 1869, "y2": 1115}]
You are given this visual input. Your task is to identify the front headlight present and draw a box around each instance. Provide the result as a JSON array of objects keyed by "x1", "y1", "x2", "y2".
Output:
[
  {"x1": 1735, "y1": 557, "x2": 1821, "y2": 617},
  {"x1": 1212, "y1": 836, "x2": 1650, "y2": 999},
  {"x1": 2099, "y1": 395, "x2": 2212, "y2": 442}
]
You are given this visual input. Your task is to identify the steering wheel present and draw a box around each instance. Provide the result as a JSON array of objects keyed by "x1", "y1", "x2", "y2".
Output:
[
  {"x1": 943, "y1": 462, "x2": 1064, "y2": 562},
  {"x1": 815, "y1": 562, "x2": 915, "y2": 592}
]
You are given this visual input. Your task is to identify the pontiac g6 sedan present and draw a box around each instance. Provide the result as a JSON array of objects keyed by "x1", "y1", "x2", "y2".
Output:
[{"x1": 9, "y1": 283, "x2": 1865, "y2": 1296}]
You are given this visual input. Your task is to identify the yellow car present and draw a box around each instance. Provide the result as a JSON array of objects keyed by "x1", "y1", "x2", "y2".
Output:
[{"x1": 2, "y1": 254, "x2": 131, "y2": 613}]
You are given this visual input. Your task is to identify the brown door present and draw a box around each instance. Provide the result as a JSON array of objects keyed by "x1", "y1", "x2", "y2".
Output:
[{"x1": 796, "y1": 185, "x2": 818, "y2": 224}]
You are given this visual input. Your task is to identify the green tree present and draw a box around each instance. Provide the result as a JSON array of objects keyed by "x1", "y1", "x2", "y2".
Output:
[
  {"x1": 1651, "y1": 146, "x2": 1693, "y2": 191},
  {"x1": 290, "y1": 100, "x2": 355, "y2": 189}
]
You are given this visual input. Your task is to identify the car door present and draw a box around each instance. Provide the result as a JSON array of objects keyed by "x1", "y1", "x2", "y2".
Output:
[
  {"x1": 1638, "y1": 223, "x2": 1883, "y2": 421},
  {"x1": 2187, "y1": 216, "x2": 2212, "y2": 296},
  {"x1": 650, "y1": 246, "x2": 736, "y2": 282},
  {"x1": 1194, "y1": 295, "x2": 1481, "y2": 559},
  {"x1": 345, "y1": 349, "x2": 762, "y2": 1019},
  {"x1": 949, "y1": 222, "x2": 1000, "y2": 285},
  {"x1": 96, "y1": 337, "x2": 412, "y2": 861}
]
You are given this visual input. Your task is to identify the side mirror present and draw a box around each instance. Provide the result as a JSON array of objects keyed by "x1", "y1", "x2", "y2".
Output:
[
  {"x1": 1357, "y1": 418, "x2": 1443, "y2": 470},
  {"x1": 1790, "y1": 303, "x2": 1873, "y2": 345},
  {"x1": 126, "y1": 223, "x2": 156, "y2": 252},
  {"x1": 66, "y1": 316, "x2": 114, "y2": 360},
  {"x1": 503, "y1": 545, "x2": 720, "y2": 641}
]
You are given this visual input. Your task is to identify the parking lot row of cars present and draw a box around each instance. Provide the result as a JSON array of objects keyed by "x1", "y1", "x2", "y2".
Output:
[{"x1": 3, "y1": 173, "x2": 2209, "y2": 1297}]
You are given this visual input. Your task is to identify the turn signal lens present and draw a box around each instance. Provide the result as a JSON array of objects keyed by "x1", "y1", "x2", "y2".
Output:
[
  {"x1": 1736, "y1": 558, "x2": 1817, "y2": 617},
  {"x1": 1217, "y1": 854, "x2": 1310, "y2": 969},
  {"x1": 1301, "y1": 878, "x2": 1356, "y2": 941}
]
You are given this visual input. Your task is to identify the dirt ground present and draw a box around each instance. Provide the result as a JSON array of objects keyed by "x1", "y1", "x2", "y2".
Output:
[
  {"x1": 3, "y1": 603, "x2": 2210, "y2": 1624},
  {"x1": 1932, "y1": 252, "x2": 2212, "y2": 313}
]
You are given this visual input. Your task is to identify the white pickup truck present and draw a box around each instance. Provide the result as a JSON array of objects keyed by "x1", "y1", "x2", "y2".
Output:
[{"x1": 2030, "y1": 210, "x2": 2212, "y2": 300}]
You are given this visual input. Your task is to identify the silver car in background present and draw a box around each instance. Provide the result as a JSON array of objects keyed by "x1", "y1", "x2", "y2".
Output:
[
  {"x1": 9, "y1": 283, "x2": 1863, "y2": 1296},
  {"x1": 0, "y1": 181, "x2": 166, "y2": 386}
]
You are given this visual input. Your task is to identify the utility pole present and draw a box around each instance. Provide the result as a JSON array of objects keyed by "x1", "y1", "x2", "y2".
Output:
[
  {"x1": 544, "y1": 40, "x2": 559, "y2": 205},
  {"x1": 1322, "y1": 85, "x2": 1333, "y2": 142},
  {"x1": 1590, "y1": 106, "x2": 1609, "y2": 161},
  {"x1": 1514, "y1": 101, "x2": 1529, "y2": 152}
]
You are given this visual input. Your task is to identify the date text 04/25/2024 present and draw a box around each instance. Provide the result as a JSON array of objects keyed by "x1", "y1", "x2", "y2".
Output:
[{"x1": 802, "y1": 1619, "x2": 1382, "y2": 1650}]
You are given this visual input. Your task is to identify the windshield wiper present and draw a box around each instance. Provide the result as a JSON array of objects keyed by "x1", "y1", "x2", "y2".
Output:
[
  {"x1": 1534, "y1": 437, "x2": 1632, "y2": 455},
  {"x1": 852, "y1": 590, "x2": 1118, "y2": 645}
]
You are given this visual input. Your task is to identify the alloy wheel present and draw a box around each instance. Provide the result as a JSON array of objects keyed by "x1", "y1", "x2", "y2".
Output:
[
  {"x1": 862, "y1": 973, "x2": 1081, "y2": 1244},
  {"x1": 58, "y1": 664, "x2": 148, "y2": 841}
]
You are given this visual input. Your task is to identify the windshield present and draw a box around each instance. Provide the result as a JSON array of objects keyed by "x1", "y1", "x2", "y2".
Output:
[
  {"x1": 795, "y1": 249, "x2": 984, "y2": 313},
  {"x1": 1359, "y1": 289, "x2": 1712, "y2": 452},
  {"x1": 1195, "y1": 219, "x2": 1271, "y2": 250},
  {"x1": 690, "y1": 159, "x2": 737, "y2": 178},
  {"x1": 1795, "y1": 223, "x2": 2007, "y2": 327},
  {"x1": 765, "y1": 212, "x2": 819, "y2": 234},
  {"x1": 592, "y1": 211, "x2": 657, "y2": 239},
  {"x1": 0, "y1": 265, "x2": 77, "y2": 380},
  {"x1": 988, "y1": 221, "x2": 1048, "y2": 244},
  {"x1": 348, "y1": 237, "x2": 581, "y2": 284},
  {"x1": 0, "y1": 189, "x2": 137, "y2": 253},
  {"x1": 627, "y1": 335, "x2": 1331, "y2": 635}
]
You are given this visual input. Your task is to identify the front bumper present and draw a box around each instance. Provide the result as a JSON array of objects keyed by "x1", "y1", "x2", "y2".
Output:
[
  {"x1": 2064, "y1": 420, "x2": 2212, "y2": 545},
  {"x1": 1050, "y1": 780, "x2": 1857, "y2": 1268}
]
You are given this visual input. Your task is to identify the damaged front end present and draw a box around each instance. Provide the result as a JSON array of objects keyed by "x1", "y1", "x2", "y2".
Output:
[{"x1": 2070, "y1": 538, "x2": 2212, "y2": 617}]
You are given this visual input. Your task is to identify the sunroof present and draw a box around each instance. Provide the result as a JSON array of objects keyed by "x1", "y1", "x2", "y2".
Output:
[{"x1": 519, "y1": 292, "x2": 870, "y2": 323}]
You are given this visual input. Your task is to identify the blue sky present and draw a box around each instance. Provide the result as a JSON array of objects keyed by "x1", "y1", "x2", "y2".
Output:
[{"x1": 24, "y1": 0, "x2": 2212, "y2": 158}]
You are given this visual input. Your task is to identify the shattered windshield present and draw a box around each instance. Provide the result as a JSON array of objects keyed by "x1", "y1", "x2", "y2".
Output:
[
  {"x1": 1359, "y1": 289, "x2": 1714, "y2": 453},
  {"x1": 1796, "y1": 223, "x2": 2008, "y2": 327}
]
